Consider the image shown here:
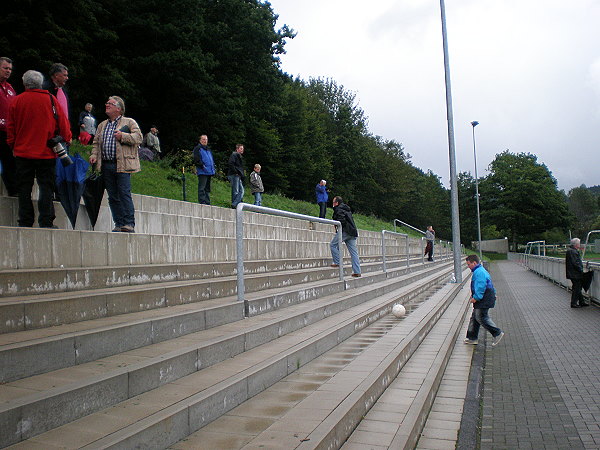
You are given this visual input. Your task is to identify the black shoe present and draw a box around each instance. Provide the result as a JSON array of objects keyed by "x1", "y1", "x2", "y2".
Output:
[
  {"x1": 571, "y1": 304, "x2": 582, "y2": 308},
  {"x1": 580, "y1": 303, "x2": 590, "y2": 307}
]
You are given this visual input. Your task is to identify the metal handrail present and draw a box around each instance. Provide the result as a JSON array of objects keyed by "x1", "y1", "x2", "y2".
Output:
[
  {"x1": 236, "y1": 203, "x2": 342, "y2": 303},
  {"x1": 393, "y1": 219, "x2": 425, "y2": 235},
  {"x1": 382, "y1": 230, "x2": 409, "y2": 272},
  {"x1": 582, "y1": 230, "x2": 600, "y2": 261}
]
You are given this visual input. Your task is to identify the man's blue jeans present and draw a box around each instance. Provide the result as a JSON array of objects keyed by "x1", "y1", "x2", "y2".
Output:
[
  {"x1": 102, "y1": 161, "x2": 135, "y2": 228},
  {"x1": 228, "y1": 175, "x2": 244, "y2": 207},
  {"x1": 253, "y1": 192, "x2": 262, "y2": 206},
  {"x1": 330, "y1": 232, "x2": 361, "y2": 274},
  {"x1": 466, "y1": 307, "x2": 501, "y2": 340}
]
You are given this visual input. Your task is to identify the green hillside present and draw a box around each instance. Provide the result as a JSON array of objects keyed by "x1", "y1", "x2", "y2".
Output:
[{"x1": 71, "y1": 142, "x2": 423, "y2": 238}]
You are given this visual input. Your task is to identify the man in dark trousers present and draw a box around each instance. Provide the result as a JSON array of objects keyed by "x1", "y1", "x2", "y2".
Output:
[
  {"x1": 227, "y1": 143, "x2": 245, "y2": 208},
  {"x1": 7, "y1": 70, "x2": 71, "y2": 228},
  {"x1": 566, "y1": 237, "x2": 588, "y2": 308},
  {"x1": 463, "y1": 254, "x2": 504, "y2": 347},
  {"x1": 330, "y1": 196, "x2": 361, "y2": 277},
  {"x1": 0, "y1": 57, "x2": 17, "y2": 196},
  {"x1": 193, "y1": 134, "x2": 215, "y2": 205}
]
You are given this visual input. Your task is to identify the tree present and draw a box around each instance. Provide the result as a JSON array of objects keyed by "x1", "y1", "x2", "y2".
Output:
[
  {"x1": 479, "y1": 151, "x2": 570, "y2": 249},
  {"x1": 457, "y1": 172, "x2": 478, "y2": 246},
  {"x1": 567, "y1": 185, "x2": 598, "y2": 236}
]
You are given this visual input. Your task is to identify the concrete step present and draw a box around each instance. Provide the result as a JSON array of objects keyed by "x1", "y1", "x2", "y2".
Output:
[
  {"x1": 0, "y1": 257, "x2": 334, "y2": 298},
  {"x1": 166, "y1": 279, "x2": 451, "y2": 449},
  {"x1": 339, "y1": 275, "x2": 471, "y2": 449},
  {"x1": 197, "y1": 270, "x2": 470, "y2": 450},
  {"x1": 0, "y1": 255, "x2": 421, "y2": 335},
  {"x1": 0, "y1": 261, "x2": 451, "y2": 382},
  {"x1": 0, "y1": 264, "x2": 454, "y2": 448},
  {"x1": 415, "y1": 312, "x2": 473, "y2": 450},
  {"x1": 0, "y1": 254, "x2": 408, "y2": 299},
  {"x1": 0, "y1": 225, "x2": 417, "y2": 271}
]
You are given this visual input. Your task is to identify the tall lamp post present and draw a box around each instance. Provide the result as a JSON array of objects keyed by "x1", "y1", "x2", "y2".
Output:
[
  {"x1": 439, "y1": 0, "x2": 462, "y2": 282},
  {"x1": 471, "y1": 121, "x2": 482, "y2": 261}
]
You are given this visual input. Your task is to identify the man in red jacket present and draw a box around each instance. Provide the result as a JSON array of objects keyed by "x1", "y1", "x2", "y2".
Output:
[
  {"x1": 0, "y1": 57, "x2": 17, "y2": 196},
  {"x1": 7, "y1": 70, "x2": 71, "y2": 228}
]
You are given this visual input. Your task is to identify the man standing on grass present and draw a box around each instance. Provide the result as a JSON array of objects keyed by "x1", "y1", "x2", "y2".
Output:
[
  {"x1": 193, "y1": 134, "x2": 215, "y2": 205},
  {"x1": 464, "y1": 254, "x2": 504, "y2": 347}
]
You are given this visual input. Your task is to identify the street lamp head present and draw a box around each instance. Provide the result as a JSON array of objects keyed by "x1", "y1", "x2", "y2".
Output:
[{"x1": 471, "y1": 121, "x2": 479, "y2": 127}]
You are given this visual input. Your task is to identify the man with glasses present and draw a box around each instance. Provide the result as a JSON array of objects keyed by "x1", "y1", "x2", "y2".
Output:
[{"x1": 89, "y1": 96, "x2": 142, "y2": 232}]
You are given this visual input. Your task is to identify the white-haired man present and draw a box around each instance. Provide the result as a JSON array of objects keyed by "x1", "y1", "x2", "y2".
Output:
[
  {"x1": 7, "y1": 70, "x2": 71, "y2": 228},
  {"x1": 566, "y1": 238, "x2": 588, "y2": 308},
  {"x1": 90, "y1": 96, "x2": 142, "y2": 232}
]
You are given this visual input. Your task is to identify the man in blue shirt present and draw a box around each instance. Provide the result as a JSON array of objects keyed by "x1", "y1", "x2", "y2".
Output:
[{"x1": 464, "y1": 254, "x2": 504, "y2": 347}]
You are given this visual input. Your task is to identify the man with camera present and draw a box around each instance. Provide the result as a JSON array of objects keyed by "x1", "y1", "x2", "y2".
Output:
[
  {"x1": 6, "y1": 70, "x2": 71, "y2": 228},
  {"x1": 89, "y1": 96, "x2": 142, "y2": 233}
]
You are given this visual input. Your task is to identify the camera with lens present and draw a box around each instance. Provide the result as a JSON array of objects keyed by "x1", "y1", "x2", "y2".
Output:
[{"x1": 47, "y1": 135, "x2": 73, "y2": 167}]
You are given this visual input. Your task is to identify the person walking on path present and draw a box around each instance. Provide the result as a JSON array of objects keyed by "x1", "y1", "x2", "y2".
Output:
[
  {"x1": 330, "y1": 196, "x2": 361, "y2": 277},
  {"x1": 464, "y1": 254, "x2": 504, "y2": 346},
  {"x1": 227, "y1": 143, "x2": 245, "y2": 208},
  {"x1": 249, "y1": 163, "x2": 264, "y2": 206},
  {"x1": 193, "y1": 134, "x2": 215, "y2": 205},
  {"x1": 315, "y1": 180, "x2": 328, "y2": 218},
  {"x1": 424, "y1": 225, "x2": 435, "y2": 261},
  {"x1": 565, "y1": 237, "x2": 588, "y2": 308}
]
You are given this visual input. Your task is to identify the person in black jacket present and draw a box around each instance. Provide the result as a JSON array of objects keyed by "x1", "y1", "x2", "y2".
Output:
[
  {"x1": 330, "y1": 196, "x2": 361, "y2": 277},
  {"x1": 566, "y1": 238, "x2": 588, "y2": 308},
  {"x1": 227, "y1": 144, "x2": 244, "y2": 208}
]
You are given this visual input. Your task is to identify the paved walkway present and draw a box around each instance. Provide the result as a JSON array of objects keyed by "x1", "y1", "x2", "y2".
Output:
[{"x1": 472, "y1": 260, "x2": 600, "y2": 449}]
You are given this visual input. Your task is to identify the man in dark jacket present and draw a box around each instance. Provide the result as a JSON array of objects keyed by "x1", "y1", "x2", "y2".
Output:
[
  {"x1": 566, "y1": 238, "x2": 588, "y2": 308},
  {"x1": 227, "y1": 143, "x2": 244, "y2": 208},
  {"x1": 42, "y1": 63, "x2": 70, "y2": 127},
  {"x1": 463, "y1": 254, "x2": 504, "y2": 347},
  {"x1": 330, "y1": 196, "x2": 361, "y2": 277}
]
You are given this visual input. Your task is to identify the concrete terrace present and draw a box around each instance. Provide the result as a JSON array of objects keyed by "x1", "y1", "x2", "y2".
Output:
[{"x1": 3, "y1": 185, "x2": 597, "y2": 449}]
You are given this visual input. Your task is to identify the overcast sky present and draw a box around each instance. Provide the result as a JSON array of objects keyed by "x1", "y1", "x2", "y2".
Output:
[{"x1": 268, "y1": 0, "x2": 600, "y2": 192}]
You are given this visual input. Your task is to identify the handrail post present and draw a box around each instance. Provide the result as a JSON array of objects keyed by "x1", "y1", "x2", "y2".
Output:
[
  {"x1": 406, "y1": 235, "x2": 410, "y2": 269},
  {"x1": 381, "y1": 230, "x2": 387, "y2": 273},
  {"x1": 382, "y1": 230, "x2": 408, "y2": 273},
  {"x1": 421, "y1": 237, "x2": 425, "y2": 265},
  {"x1": 236, "y1": 205, "x2": 245, "y2": 303}
]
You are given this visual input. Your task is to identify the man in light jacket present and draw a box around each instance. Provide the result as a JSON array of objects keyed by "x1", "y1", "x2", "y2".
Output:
[{"x1": 90, "y1": 96, "x2": 142, "y2": 232}]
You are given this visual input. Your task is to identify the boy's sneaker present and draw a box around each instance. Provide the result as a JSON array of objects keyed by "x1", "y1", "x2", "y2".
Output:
[
  {"x1": 463, "y1": 338, "x2": 478, "y2": 345},
  {"x1": 492, "y1": 331, "x2": 505, "y2": 347}
]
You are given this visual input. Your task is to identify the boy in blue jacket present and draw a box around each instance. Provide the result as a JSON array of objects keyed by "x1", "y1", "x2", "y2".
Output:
[{"x1": 464, "y1": 254, "x2": 505, "y2": 347}]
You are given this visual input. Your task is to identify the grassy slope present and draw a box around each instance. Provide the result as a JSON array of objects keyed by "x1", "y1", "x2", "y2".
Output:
[{"x1": 71, "y1": 142, "x2": 425, "y2": 237}]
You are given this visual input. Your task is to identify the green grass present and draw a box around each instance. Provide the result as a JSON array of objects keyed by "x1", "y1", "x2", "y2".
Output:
[{"x1": 69, "y1": 141, "x2": 420, "y2": 236}]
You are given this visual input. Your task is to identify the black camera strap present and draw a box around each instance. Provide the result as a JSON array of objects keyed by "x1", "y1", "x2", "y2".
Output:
[{"x1": 48, "y1": 93, "x2": 60, "y2": 137}]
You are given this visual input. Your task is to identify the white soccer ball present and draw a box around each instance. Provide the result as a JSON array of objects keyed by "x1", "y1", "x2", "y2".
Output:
[{"x1": 392, "y1": 303, "x2": 406, "y2": 318}]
